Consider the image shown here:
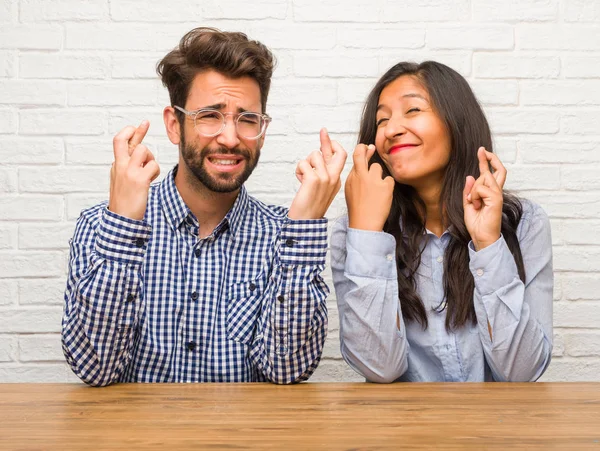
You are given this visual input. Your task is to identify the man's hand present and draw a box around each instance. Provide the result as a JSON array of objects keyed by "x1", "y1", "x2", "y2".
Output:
[
  {"x1": 345, "y1": 144, "x2": 395, "y2": 231},
  {"x1": 288, "y1": 128, "x2": 347, "y2": 220},
  {"x1": 108, "y1": 120, "x2": 160, "y2": 221}
]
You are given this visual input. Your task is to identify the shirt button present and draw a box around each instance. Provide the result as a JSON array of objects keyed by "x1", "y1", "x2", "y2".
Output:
[
  {"x1": 186, "y1": 341, "x2": 197, "y2": 351},
  {"x1": 476, "y1": 268, "x2": 484, "y2": 276},
  {"x1": 249, "y1": 283, "x2": 256, "y2": 292},
  {"x1": 277, "y1": 295, "x2": 285, "y2": 303},
  {"x1": 386, "y1": 254, "x2": 394, "y2": 261},
  {"x1": 135, "y1": 238, "x2": 145, "y2": 248},
  {"x1": 285, "y1": 238, "x2": 295, "y2": 247},
  {"x1": 126, "y1": 294, "x2": 135, "y2": 303},
  {"x1": 191, "y1": 291, "x2": 198, "y2": 301},
  {"x1": 436, "y1": 256, "x2": 443, "y2": 263},
  {"x1": 194, "y1": 248, "x2": 201, "y2": 257}
]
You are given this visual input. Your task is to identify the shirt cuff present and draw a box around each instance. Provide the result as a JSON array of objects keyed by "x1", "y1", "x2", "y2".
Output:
[
  {"x1": 278, "y1": 217, "x2": 328, "y2": 266},
  {"x1": 469, "y1": 235, "x2": 520, "y2": 296},
  {"x1": 345, "y1": 228, "x2": 397, "y2": 279},
  {"x1": 95, "y1": 207, "x2": 152, "y2": 266}
]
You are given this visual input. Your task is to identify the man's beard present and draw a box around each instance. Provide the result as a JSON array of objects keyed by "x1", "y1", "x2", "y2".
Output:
[{"x1": 180, "y1": 131, "x2": 260, "y2": 193}]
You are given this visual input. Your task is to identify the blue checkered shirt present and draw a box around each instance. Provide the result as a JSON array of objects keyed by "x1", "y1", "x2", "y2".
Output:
[{"x1": 62, "y1": 168, "x2": 329, "y2": 386}]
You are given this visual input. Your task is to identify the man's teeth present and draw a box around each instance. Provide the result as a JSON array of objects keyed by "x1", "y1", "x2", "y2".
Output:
[{"x1": 211, "y1": 159, "x2": 238, "y2": 165}]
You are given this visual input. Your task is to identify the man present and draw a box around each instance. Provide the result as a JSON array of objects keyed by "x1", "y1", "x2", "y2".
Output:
[{"x1": 62, "y1": 27, "x2": 346, "y2": 386}]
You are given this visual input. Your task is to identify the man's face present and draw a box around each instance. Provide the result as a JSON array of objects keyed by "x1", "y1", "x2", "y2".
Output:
[{"x1": 179, "y1": 70, "x2": 265, "y2": 193}]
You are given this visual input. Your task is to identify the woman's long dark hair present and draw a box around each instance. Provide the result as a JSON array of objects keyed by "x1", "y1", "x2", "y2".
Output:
[{"x1": 359, "y1": 61, "x2": 526, "y2": 330}]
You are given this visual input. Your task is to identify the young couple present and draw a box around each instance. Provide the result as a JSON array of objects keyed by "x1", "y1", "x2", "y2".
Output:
[{"x1": 62, "y1": 27, "x2": 553, "y2": 386}]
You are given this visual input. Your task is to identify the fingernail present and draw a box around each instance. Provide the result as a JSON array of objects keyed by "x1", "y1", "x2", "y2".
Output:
[{"x1": 141, "y1": 120, "x2": 149, "y2": 126}]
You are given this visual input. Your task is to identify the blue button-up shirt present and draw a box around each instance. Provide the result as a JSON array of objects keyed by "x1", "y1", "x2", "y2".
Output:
[
  {"x1": 331, "y1": 199, "x2": 553, "y2": 382},
  {"x1": 62, "y1": 168, "x2": 329, "y2": 386}
]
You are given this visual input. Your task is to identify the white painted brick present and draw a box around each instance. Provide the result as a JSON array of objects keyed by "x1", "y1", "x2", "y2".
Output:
[
  {"x1": 0, "y1": 168, "x2": 17, "y2": 193},
  {"x1": 562, "y1": 56, "x2": 600, "y2": 78},
  {"x1": 503, "y1": 165, "x2": 560, "y2": 191},
  {"x1": 108, "y1": 110, "x2": 165, "y2": 137},
  {"x1": 322, "y1": 334, "x2": 341, "y2": 360},
  {"x1": 0, "y1": 196, "x2": 63, "y2": 221},
  {"x1": 269, "y1": 79, "x2": 337, "y2": 106},
  {"x1": 0, "y1": 109, "x2": 16, "y2": 134},
  {"x1": 0, "y1": 51, "x2": 15, "y2": 77},
  {"x1": 19, "y1": 223, "x2": 75, "y2": 250},
  {"x1": 565, "y1": 332, "x2": 600, "y2": 357},
  {"x1": 471, "y1": 80, "x2": 518, "y2": 106},
  {"x1": 0, "y1": 224, "x2": 17, "y2": 250},
  {"x1": 0, "y1": 308, "x2": 62, "y2": 333},
  {"x1": 19, "y1": 167, "x2": 108, "y2": 194},
  {"x1": 0, "y1": 252, "x2": 65, "y2": 278},
  {"x1": 0, "y1": 363, "x2": 81, "y2": 383},
  {"x1": 260, "y1": 134, "x2": 356, "y2": 164},
  {"x1": 379, "y1": 51, "x2": 472, "y2": 77},
  {"x1": 111, "y1": 54, "x2": 162, "y2": 79},
  {"x1": 338, "y1": 79, "x2": 377, "y2": 105},
  {"x1": 474, "y1": 53, "x2": 560, "y2": 79},
  {"x1": 493, "y1": 137, "x2": 517, "y2": 164},
  {"x1": 271, "y1": 50, "x2": 293, "y2": 80},
  {"x1": 251, "y1": 26, "x2": 336, "y2": 50},
  {"x1": 554, "y1": 302, "x2": 600, "y2": 328},
  {"x1": 563, "y1": 0, "x2": 600, "y2": 23},
  {"x1": 563, "y1": 221, "x2": 600, "y2": 245},
  {"x1": 294, "y1": 0, "x2": 379, "y2": 22},
  {"x1": 292, "y1": 105, "x2": 363, "y2": 134},
  {"x1": 540, "y1": 358, "x2": 600, "y2": 382},
  {"x1": 383, "y1": 0, "x2": 470, "y2": 22},
  {"x1": 155, "y1": 140, "x2": 180, "y2": 167},
  {"x1": 66, "y1": 24, "x2": 183, "y2": 51},
  {"x1": 520, "y1": 139, "x2": 600, "y2": 164},
  {"x1": 523, "y1": 191, "x2": 600, "y2": 219},
  {"x1": 310, "y1": 360, "x2": 364, "y2": 382},
  {"x1": 554, "y1": 248, "x2": 600, "y2": 272},
  {"x1": 68, "y1": 81, "x2": 157, "y2": 107},
  {"x1": 20, "y1": 53, "x2": 108, "y2": 80},
  {"x1": 428, "y1": 26, "x2": 514, "y2": 50},
  {"x1": 0, "y1": 138, "x2": 63, "y2": 164},
  {"x1": 65, "y1": 138, "x2": 118, "y2": 165},
  {"x1": 338, "y1": 26, "x2": 425, "y2": 49},
  {"x1": 0, "y1": 336, "x2": 17, "y2": 362},
  {"x1": 552, "y1": 332, "x2": 565, "y2": 357},
  {"x1": 245, "y1": 162, "x2": 298, "y2": 195},
  {"x1": 0, "y1": 25, "x2": 62, "y2": 50},
  {"x1": 203, "y1": 0, "x2": 288, "y2": 19},
  {"x1": 563, "y1": 164, "x2": 600, "y2": 190},
  {"x1": 561, "y1": 274, "x2": 600, "y2": 301},
  {"x1": 19, "y1": 279, "x2": 66, "y2": 306},
  {"x1": 0, "y1": 0, "x2": 15, "y2": 23},
  {"x1": 473, "y1": 0, "x2": 557, "y2": 22},
  {"x1": 562, "y1": 111, "x2": 600, "y2": 135},
  {"x1": 66, "y1": 194, "x2": 107, "y2": 220},
  {"x1": 521, "y1": 81, "x2": 600, "y2": 106},
  {"x1": 0, "y1": 280, "x2": 17, "y2": 306},
  {"x1": 295, "y1": 52, "x2": 379, "y2": 78},
  {"x1": 549, "y1": 219, "x2": 564, "y2": 246},
  {"x1": 19, "y1": 334, "x2": 64, "y2": 362},
  {"x1": 109, "y1": 0, "x2": 204, "y2": 22},
  {"x1": 487, "y1": 109, "x2": 559, "y2": 134},
  {"x1": 20, "y1": 0, "x2": 109, "y2": 21},
  {"x1": 0, "y1": 80, "x2": 65, "y2": 106},
  {"x1": 518, "y1": 25, "x2": 600, "y2": 50},
  {"x1": 20, "y1": 109, "x2": 106, "y2": 136}
]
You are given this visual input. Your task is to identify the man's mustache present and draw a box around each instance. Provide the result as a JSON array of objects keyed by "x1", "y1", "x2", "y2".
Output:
[{"x1": 201, "y1": 147, "x2": 251, "y2": 160}]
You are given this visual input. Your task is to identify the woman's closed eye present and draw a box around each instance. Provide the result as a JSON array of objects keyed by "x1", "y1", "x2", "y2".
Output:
[
  {"x1": 406, "y1": 107, "x2": 421, "y2": 114},
  {"x1": 376, "y1": 117, "x2": 389, "y2": 127}
]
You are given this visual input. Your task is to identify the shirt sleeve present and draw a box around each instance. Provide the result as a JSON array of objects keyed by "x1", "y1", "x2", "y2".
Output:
[
  {"x1": 330, "y1": 216, "x2": 409, "y2": 383},
  {"x1": 469, "y1": 201, "x2": 553, "y2": 382},
  {"x1": 61, "y1": 206, "x2": 150, "y2": 386},
  {"x1": 248, "y1": 217, "x2": 329, "y2": 384}
]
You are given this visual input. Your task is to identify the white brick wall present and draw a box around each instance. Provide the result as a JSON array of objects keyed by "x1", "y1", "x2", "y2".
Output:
[{"x1": 1, "y1": 0, "x2": 599, "y2": 383}]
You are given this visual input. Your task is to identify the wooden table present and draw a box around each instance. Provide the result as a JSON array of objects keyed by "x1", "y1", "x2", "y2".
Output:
[{"x1": 1, "y1": 383, "x2": 599, "y2": 450}]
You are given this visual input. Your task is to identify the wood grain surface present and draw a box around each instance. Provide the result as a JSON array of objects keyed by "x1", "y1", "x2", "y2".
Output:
[{"x1": 1, "y1": 383, "x2": 599, "y2": 450}]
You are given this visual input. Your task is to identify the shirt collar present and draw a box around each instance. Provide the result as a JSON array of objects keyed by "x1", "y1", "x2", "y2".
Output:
[{"x1": 158, "y1": 165, "x2": 249, "y2": 238}]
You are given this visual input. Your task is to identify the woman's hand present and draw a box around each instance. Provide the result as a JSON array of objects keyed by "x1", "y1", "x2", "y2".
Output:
[
  {"x1": 345, "y1": 144, "x2": 395, "y2": 231},
  {"x1": 463, "y1": 147, "x2": 507, "y2": 251}
]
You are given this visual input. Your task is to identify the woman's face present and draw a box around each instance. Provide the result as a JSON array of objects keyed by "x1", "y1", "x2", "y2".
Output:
[{"x1": 374, "y1": 75, "x2": 451, "y2": 190}]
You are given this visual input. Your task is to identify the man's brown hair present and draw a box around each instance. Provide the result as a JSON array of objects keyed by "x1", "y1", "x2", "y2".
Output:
[{"x1": 157, "y1": 27, "x2": 275, "y2": 117}]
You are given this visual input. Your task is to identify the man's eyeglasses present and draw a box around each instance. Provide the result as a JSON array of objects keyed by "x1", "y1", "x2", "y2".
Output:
[{"x1": 174, "y1": 106, "x2": 271, "y2": 140}]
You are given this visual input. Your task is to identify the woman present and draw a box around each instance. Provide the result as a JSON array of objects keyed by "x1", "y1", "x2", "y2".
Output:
[{"x1": 331, "y1": 61, "x2": 553, "y2": 382}]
